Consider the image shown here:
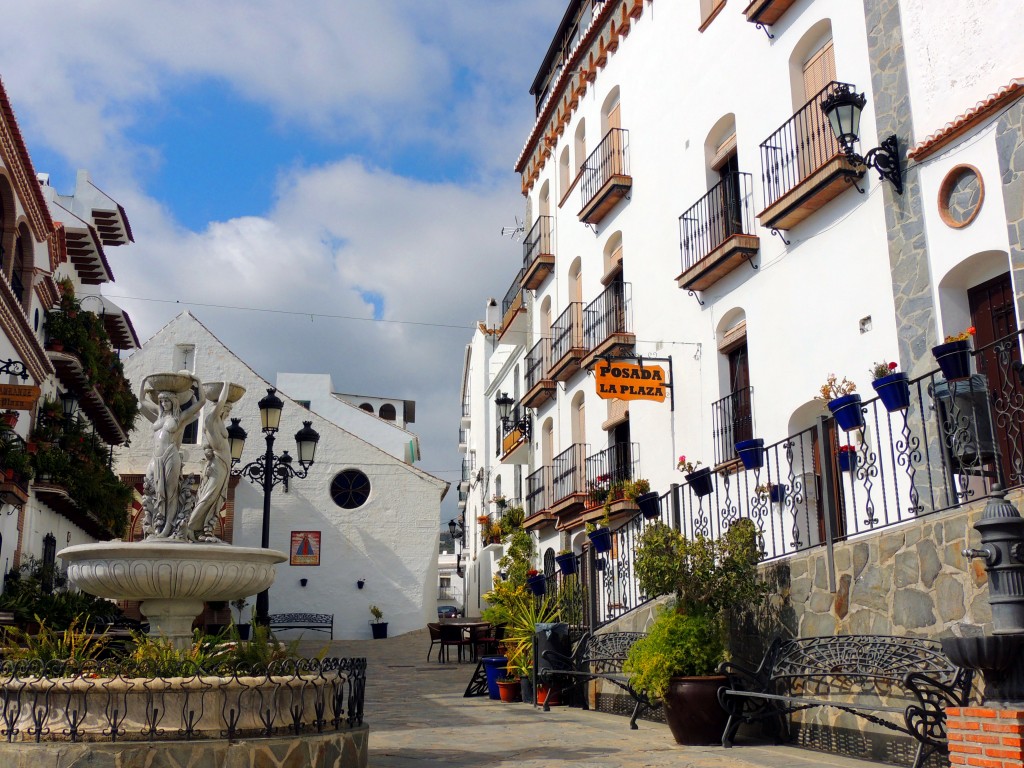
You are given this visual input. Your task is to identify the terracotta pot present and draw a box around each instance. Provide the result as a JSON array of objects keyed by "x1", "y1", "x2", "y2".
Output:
[
  {"x1": 535, "y1": 682, "x2": 561, "y2": 707},
  {"x1": 662, "y1": 675, "x2": 729, "y2": 745},
  {"x1": 497, "y1": 680, "x2": 521, "y2": 702}
]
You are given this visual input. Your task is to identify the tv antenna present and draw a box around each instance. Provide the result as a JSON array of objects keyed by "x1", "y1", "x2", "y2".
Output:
[{"x1": 501, "y1": 217, "x2": 525, "y2": 241}]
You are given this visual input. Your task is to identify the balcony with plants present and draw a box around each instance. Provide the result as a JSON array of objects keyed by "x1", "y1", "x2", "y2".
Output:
[
  {"x1": 758, "y1": 81, "x2": 863, "y2": 232},
  {"x1": 44, "y1": 281, "x2": 139, "y2": 444},
  {"x1": 584, "y1": 443, "x2": 646, "y2": 521},
  {"x1": 676, "y1": 172, "x2": 760, "y2": 294},
  {"x1": 29, "y1": 398, "x2": 133, "y2": 539},
  {"x1": 522, "y1": 215, "x2": 554, "y2": 290},
  {"x1": 0, "y1": 429, "x2": 34, "y2": 507}
]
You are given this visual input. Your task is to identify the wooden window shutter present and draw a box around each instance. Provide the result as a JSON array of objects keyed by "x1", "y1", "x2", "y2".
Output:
[{"x1": 802, "y1": 39, "x2": 836, "y2": 103}]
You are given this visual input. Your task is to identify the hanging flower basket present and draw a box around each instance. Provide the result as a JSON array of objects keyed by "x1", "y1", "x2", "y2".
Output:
[
  {"x1": 932, "y1": 340, "x2": 973, "y2": 382},
  {"x1": 734, "y1": 438, "x2": 764, "y2": 470},
  {"x1": 588, "y1": 527, "x2": 613, "y2": 553},
  {"x1": 828, "y1": 393, "x2": 865, "y2": 432},
  {"x1": 636, "y1": 491, "x2": 661, "y2": 519},
  {"x1": 685, "y1": 466, "x2": 714, "y2": 497},
  {"x1": 555, "y1": 552, "x2": 577, "y2": 575},
  {"x1": 526, "y1": 574, "x2": 547, "y2": 596},
  {"x1": 838, "y1": 447, "x2": 857, "y2": 473},
  {"x1": 872, "y1": 372, "x2": 911, "y2": 412}
]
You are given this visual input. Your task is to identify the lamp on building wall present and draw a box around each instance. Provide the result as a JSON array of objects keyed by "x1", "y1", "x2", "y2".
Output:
[
  {"x1": 60, "y1": 391, "x2": 78, "y2": 422},
  {"x1": 449, "y1": 516, "x2": 465, "y2": 577},
  {"x1": 495, "y1": 392, "x2": 514, "y2": 427},
  {"x1": 230, "y1": 388, "x2": 320, "y2": 625},
  {"x1": 820, "y1": 84, "x2": 903, "y2": 195}
]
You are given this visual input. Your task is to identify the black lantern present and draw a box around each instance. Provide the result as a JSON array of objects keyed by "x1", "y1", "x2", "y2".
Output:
[
  {"x1": 294, "y1": 421, "x2": 320, "y2": 468},
  {"x1": 60, "y1": 391, "x2": 78, "y2": 421},
  {"x1": 449, "y1": 518, "x2": 464, "y2": 540},
  {"x1": 226, "y1": 418, "x2": 247, "y2": 464},
  {"x1": 495, "y1": 392, "x2": 514, "y2": 425},
  {"x1": 258, "y1": 388, "x2": 284, "y2": 432},
  {"x1": 820, "y1": 83, "x2": 902, "y2": 195}
]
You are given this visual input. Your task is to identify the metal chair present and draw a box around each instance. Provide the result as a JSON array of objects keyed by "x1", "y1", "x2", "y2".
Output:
[
  {"x1": 439, "y1": 623, "x2": 471, "y2": 663},
  {"x1": 427, "y1": 622, "x2": 443, "y2": 662}
]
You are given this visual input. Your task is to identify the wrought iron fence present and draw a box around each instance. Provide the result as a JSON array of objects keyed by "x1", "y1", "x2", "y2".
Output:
[
  {"x1": 461, "y1": 459, "x2": 472, "y2": 484},
  {"x1": 523, "y1": 215, "x2": 553, "y2": 269},
  {"x1": 760, "y1": 81, "x2": 852, "y2": 209},
  {"x1": 551, "y1": 302, "x2": 584, "y2": 366},
  {"x1": 501, "y1": 268, "x2": 525, "y2": 319},
  {"x1": 458, "y1": 427, "x2": 468, "y2": 445},
  {"x1": 712, "y1": 386, "x2": 754, "y2": 465},
  {"x1": 580, "y1": 128, "x2": 630, "y2": 208},
  {"x1": 583, "y1": 282, "x2": 632, "y2": 351},
  {"x1": 526, "y1": 466, "x2": 552, "y2": 519},
  {"x1": 525, "y1": 337, "x2": 552, "y2": 392},
  {"x1": 552, "y1": 444, "x2": 588, "y2": 505},
  {"x1": 495, "y1": 403, "x2": 531, "y2": 458},
  {"x1": 0, "y1": 657, "x2": 365, "y2": 743},
  {"x1": 585, "y1": 443, "x2": 640, "y2": 501},
  {"x1": 679, "y1": 172, "x2": 756, "y2": 271},
  {"x1": 462, "y1": 400, "x2": 471, "y2": 419}
]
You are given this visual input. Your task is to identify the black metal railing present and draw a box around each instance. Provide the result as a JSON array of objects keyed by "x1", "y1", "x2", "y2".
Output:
[
  {"x1": 438, "y1": 587, "x2": 461, "y2": 600},
  {"x1": 760, "y1": 81, "x2": 851, "y2": 209},
  {"x1": 526, "y1": 466, "x2": 552, "y2": 518},
  {"x1": 502, "y1": 268, "x2": 526, "y2": 318},
  {"x1": 584, "y1": 282, "x2": 631, "y2": 351},
  {"x1": 525, "y1": 337, "x2": 552, "y2": 392},
  {"x1": 585, "y1": 443, "x2": 640, "y2": 501},
  {"x1": 679, "y1": 172, "x2": 756, "y2": 271},
  {"x1": 462, "y1": 400, "x2": 471, "y2": 419},
  {"x1": 458, "y1": 427, "x2": 468, "y2": 445},
  {"x1": 552, "y1": 443, "x2": 588, "y2": 505},
  {"x1": 712, "y1": 386, "x2": 754, "y2": 465},
  {"x1": 580, "y1": 128, "x2": 630, "y2": 208},
  {"x1": 461, "y1": 459, "x2": 472, "y2": 484},
  {"x1": 523, "y1": 215, "x2": 553, "y2": 269},
  {"x1": 0, "y1": 658, "x2": 365, "y2": 742},
  {"x1": 552, "y1": 302, "x2": 584, "y2": 364},
  {"x1": 495, "y1": 404, "x2": 531, "y2": 457}
]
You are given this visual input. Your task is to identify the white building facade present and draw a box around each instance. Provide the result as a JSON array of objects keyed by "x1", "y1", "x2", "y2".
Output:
[
  {"x1": 118, "y1": 312, "x2": 449, "y2": 639},
  {"x1": 458, "y1": 0, "x2": 1024, "y2": 618}
]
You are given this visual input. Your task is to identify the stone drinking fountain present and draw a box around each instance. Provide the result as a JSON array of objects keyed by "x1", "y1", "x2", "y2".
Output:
[
  {"x1": 59, "y1": 372, "x2": 287, "y2": 647},
  {"x1": 941, "y1": 487, "x2": 1024, "y2": 700}
]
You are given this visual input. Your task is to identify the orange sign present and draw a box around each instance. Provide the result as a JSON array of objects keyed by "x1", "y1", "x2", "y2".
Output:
[
  {"x1": 595, "y1": 362, "x2": 667, "y2": 402},
  {"x1": 0, "y1": 384, "x2": 40, "y2": 411}
]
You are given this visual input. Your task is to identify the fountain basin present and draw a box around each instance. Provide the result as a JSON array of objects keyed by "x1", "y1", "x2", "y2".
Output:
[
  {"x1": 942, "y1": 634, "x2": 1024, "y2": 700},
  {"x1": 60, "y1": 541, "x2": 286, "y2": 645}
]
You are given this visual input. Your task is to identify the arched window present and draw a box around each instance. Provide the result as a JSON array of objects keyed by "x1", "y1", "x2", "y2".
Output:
[
  {"x1": 379, "y1": 403, "x2": 397, "y2": 421},
  {"x1": 574, "y1": 119, "x2": 587, "y2": 175},
  {"x1": 603, "y1": 231, "x2": 623, "y2": 283},
  {"x1": 359, "y1": 403, "x2": 373, "y2": 412},
  {"x1": 559, "y1": 146, "x2": 571, "y2": 199}
]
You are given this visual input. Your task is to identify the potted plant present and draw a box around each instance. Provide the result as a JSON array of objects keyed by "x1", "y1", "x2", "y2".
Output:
[
  {"x1": 817, "y1": 373, "x2": 863, "y2": 432},
  {"x1": 756, "y1": 482, "x2": 787, "y2": 504},
  {"x1": 734, "y1": 438, "x2": 765, "y2": 470},
  {"x1": 231, "y1": 597, "x2": 251, "y2": 640},
  {"x1": 482, "y1": 578, "x2": 557, "y2": 702},
  {"x1": 491, "y1": 493, "x2": 507, "y2": 510},
  {"x1": 586, "y1": 509, "x2": 613, "y2": 553},
  {"x1": 932, "y1": 326, "x2": 976, "y2": 381},
  {"x1": 0, "y1": 411, "x2": 18, "y2": 429},
  {"x1": 871, "y1": 360, "x2": 911, "y2": 412},
  {"x1": 526, "y1": 568, "x2": 546, "y2": 595},
  {"x1": 369, "y1": 605, "x2": 388, "y2": 639},
  {"x1": 496, "y1": 674, "x2": 521, "y2": 702},
  {"x1": 838, "y1": 444, "x2": 857, "y2": 473},
  {"x1": 555, "y1": 549, "x2": 577, "y2": 575},
  {"x1": 625, "y1": 519, "x2": 765, "y2": 745},
  {"x1": 678, "y1": 454, "x2": 713, "y2": 497}
]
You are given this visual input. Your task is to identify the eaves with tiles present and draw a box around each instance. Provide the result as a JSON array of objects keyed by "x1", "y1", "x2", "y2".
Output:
[{"x1": 514, "y1": 0, "x2": 648, "y2": 195}]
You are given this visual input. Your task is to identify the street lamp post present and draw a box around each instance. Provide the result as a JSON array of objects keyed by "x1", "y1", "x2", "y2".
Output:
[{"x1": 228, "y1": 388, "x2": 320, "y2": 625}]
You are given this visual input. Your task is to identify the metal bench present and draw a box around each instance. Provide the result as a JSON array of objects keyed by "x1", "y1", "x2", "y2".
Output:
[
  {"x1": 718, "y1": 634, "x2": 973, "y2": 768},
  {"x1": 538, "y1": 630, "x2": 654, "y2": 728},
  {"x1": 267, "y1": 612, "x2": 334, "y2": 639}
]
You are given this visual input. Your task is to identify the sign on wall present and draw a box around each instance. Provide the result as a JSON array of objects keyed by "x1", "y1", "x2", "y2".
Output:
[
  {"x1": 290, "y1": 531, "x2": 321, "y2": 566},
  {"x1": 594, "y1": 361, "x2": 667, "y2": 402},
  {"x1": 0, "y1": 384, "x2": 40, "y2": 411}
]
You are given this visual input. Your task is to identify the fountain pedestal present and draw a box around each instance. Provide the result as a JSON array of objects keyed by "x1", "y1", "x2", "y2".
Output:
[{"x1": 60, "y1": 541, "x2": 286, "y2": 648}]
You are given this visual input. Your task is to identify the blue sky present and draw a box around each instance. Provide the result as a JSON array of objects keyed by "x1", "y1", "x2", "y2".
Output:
[{"x1": 0, "y1": 1, "x2": 564, "y2": 517}]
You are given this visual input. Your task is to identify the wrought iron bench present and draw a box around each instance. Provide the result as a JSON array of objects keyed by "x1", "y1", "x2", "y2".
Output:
[
  {"x1": 267, "y1": 612, "x2": 334, "y2": 639},
  {"x1": 538, "y1": 631, "x2": 654, "y2": 728},
  {"x1": 718, "y1": 635, "x2": 973, "y2": 768}
]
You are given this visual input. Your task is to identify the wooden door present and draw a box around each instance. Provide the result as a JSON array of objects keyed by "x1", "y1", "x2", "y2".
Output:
[
  {"x1": 800, "y1": 40, "x2": 837, "y2": 180},
  {"x1": 729, "y1": 344, "x2": 752, "y2": 446},
  {"x1": 606, "y1": 102, "x2": 622, "y2": 176}
]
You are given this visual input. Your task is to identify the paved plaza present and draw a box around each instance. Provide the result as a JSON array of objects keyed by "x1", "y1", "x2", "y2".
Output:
[{"x1": 300, "y1": 629, "x2": 883, "y2": 768}]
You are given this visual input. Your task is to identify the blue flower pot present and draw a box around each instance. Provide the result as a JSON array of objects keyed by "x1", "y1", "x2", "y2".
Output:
[
  {"x1": 685, "y1": 467, "x2": 714, "y2": 497},
  {"x1": 555, "y1": 552, "x2": 577, "y2": 575},
  {"x1": 482, "y1": 656, "x2": 508, "y2": 699},
  {"x1": 872, "y1": 372, "x2": 911, "y2": 412},
  {"x1": 838, "y1": 450, "x2": 856, "y2": 473},
  {"x1": 527, "y1": 574, "x2": 547, "y2": 595},
  {"x1": 769, "y1": 484, "x2": 787, "y2": 504},
  {"x1": 636, "y1": 491, "x2": 661, "y2": 519},
  {"x1": 735, "y1": 438, "x2": 765, "y2": 470},
  {"x1": 932, "y1": 340, "x2": 973, "y2": 382},
  {"x1": 828, "y1": 393, "x2": 864, "y2": 432},
  {"x1": 588, "y1": 527, "x2": 613, "y2": 553}
]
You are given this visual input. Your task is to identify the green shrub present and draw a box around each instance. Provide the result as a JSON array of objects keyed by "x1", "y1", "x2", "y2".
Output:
[{"x1": 624, "y1": 608, "x2": 724, "y2": 697}]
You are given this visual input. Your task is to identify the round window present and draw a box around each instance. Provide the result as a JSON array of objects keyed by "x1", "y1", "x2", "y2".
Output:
[{"x1": 330, "y1": 470, "x2": 371, "y2": 509}]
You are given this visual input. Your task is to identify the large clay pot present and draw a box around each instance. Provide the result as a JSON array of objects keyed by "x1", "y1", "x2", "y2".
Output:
[{"x1": 662, "y1": 675, "x2": 729, "y2": 745}]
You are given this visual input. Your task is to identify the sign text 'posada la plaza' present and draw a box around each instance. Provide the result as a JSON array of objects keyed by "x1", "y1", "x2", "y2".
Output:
[{"x1": 594, "y1": 360, "x2": 667, "y2": 402}]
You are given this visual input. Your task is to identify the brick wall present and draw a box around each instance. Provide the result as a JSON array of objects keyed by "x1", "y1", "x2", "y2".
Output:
[{"x1": 947, "y1": 706, "x2": 1024, "y2": 767}]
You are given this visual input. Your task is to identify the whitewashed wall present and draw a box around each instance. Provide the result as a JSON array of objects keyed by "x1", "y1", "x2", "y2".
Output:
[{"x1": 114, "y1": 312, "x2": 447, "y2": 638}]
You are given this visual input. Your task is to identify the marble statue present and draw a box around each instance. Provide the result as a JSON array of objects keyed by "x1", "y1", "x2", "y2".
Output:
[{"x1": 188, "y1": 383, "x2": 234, "y2": 542}]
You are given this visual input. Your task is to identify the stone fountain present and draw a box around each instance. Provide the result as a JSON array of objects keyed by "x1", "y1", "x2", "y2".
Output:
[{"x1": 60, "y1": 372, "x2": 286, "y2": 647}]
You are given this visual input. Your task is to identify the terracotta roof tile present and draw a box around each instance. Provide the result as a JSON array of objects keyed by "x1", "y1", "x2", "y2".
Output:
[{"x1": 908, "y1": 78, "x2": 1024, "y2": 161}]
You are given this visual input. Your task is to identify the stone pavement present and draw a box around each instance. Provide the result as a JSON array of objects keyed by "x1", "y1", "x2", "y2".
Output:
[{"x1": 296, "y1": 628, "x2": 886, "y2": 768}]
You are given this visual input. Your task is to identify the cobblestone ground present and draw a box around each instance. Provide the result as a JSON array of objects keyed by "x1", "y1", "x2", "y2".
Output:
[{"x1": 298, "y1": 629, "x2": 882, "y2": 768}]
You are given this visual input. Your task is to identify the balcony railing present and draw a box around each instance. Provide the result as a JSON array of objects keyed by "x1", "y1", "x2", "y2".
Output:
[
  {"x1": 525, "y1": 338, "x2": 552, "y2": 392},
  {"x1": 760, "y1": 81, "x2": 855, "y2": 212},
  {"x1": 458, "y1": 427, "x2": 468, "y2": 445},
  {"x1": 437, "y1": 587, "x2": 461, "y2": 601},
  {"x1": 523, "y1": 216, "x2": 554, "y2": 289},
  {"x1": 585, "y1": 443, "x2": 640, "y2": 504},
  {"x1": 579, "y1": 128, "x2": 631, "y2": 224},
  {"x1": 461, "y1": 459, "x2": 472, "y2": 484},
  {"x1": 551, "y1": 302, "x2": 584, "y2": 376},
  {"x1": 552, "y1": 443, "x2": 588, "y2": 506},
  {"x1": 495, "y1": 404, "x2": 531, "y2": 458},
  {"x1": 679, "y1": 172, "x2": 756, "y2": 272},
  {"x1": 462, "y1": 400, "x2": 471, "y2": 419},
  {"x1": 501, "y1": 268, "x2": 526, "y2": 319},
  {"x1": 711, "y1": 386, "x2": 754, "y2": 465},
  {"x1": 584, "y1": 282, "x2": 632, "y2": 351},
  {"x1": 526, "y1": 466, "x2": 552, "y2": 518}
]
